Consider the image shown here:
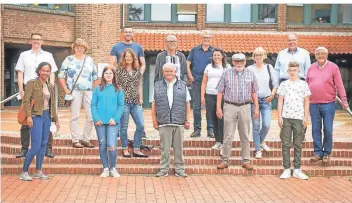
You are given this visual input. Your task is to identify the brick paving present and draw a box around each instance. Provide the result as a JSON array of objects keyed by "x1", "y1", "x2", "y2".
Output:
[{"x1": 1, "y1": 175, "x2": 352, "y2": 203}]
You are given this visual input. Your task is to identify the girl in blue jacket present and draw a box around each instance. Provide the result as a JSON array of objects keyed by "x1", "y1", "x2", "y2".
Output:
[{"x1": 91, "y1": 65, "x2": 124, "y2": 177}]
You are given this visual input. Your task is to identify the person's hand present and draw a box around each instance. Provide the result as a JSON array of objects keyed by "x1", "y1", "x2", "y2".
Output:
[
  {"x1": 184, "y1": 121, "x2": 190, "y2": 130},
  {"x1": 65, "y1": 89, "x2": 71, "y2": 95},
  {"x1": 188, "y1": 75, "x2": 194, "y2": 85},
  {"x1": 56, "y1": 122, "x2": 60, "y2": 131},
  {"x1": 278, "y1": 117, "x2": 283, "y2": 128},
  {"x1": 254, "y1": 107, "x2": 259, "y2": 119},
  {"x1": 139, "y1": 99, "x2": 144, "y2": 105},
  {"x1": 265, "y1": 95, "x2": 274, "y2": 103},
  {"x1": 216, "y1": 109, "x2": 223, "y2": 119},
  {"x1": 153, "y1": 120, "x2": 159, "y2": 130},
  {"x1": 343, "y1": 103, "x2": 350, "y2": 110},
  {"x1": 20, "y1": 91, "x2": 24, "y2": 99},
  {"x1": 95, "y1": 121, "x2": 102, "y2": 126},
  {"x1": 201, "y1": 96, "x2": 205, "y2": 107},
  {"x1": 27, "y1": 117, "x2": 33, "y2": 128},
  {"x1": 109, "y1": 119, "x2": 116, "y2": 126},
  {"x1": 303, "y1": 117, "x2": 308, "y2": 129}
]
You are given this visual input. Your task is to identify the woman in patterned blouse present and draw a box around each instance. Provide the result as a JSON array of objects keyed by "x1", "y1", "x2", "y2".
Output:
[{"x1": 116, "y1": 48, "x2": 147, "y2": 158}]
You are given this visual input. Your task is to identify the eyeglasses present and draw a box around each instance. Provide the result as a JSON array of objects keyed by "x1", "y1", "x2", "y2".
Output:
[{"x1": 233, "y1": 60, "x2": 245, "y2": 63}]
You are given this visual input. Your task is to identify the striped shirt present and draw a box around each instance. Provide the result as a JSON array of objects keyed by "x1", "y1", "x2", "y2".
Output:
[{"x1": 216, "y1": 68, "x2": 258, "y2": 103}]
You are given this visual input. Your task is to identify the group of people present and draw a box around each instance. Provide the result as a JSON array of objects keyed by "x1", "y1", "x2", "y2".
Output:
[{"x1": 16, "y1": 27, "x2": 349, "y2": 181}]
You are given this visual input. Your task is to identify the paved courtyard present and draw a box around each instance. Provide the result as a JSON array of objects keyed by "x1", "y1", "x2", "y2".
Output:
[{"x1": 2, "y1": 175, "x2": 352, "y2": 203}]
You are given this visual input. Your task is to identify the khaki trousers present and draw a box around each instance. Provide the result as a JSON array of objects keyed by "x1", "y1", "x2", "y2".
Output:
[
  {"x1": 70, "y1": 90, "x2": 93, "y2": 143},
  {"x1": 159, "y1": 126, "x2": 185, "y2": 173},
  {"x1": 221, "y1": 103, "x2": 251, "y2": 164}
]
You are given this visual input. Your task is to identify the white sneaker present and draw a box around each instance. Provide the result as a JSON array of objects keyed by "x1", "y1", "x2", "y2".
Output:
[
  {"x1": 100, "y1": 168, "x2": 110, "y2": 178},
  {"x1": 255, "y1": 151, "x2": 262, "y2": 159},
  {"x1": 211, "y1": 142, "x2": 222, "y2": 150},
  {"x1": 20, "y1": 172, "x2": 32, "y2": 181},
  {"x1": 110, "y1": 168, "x2": 120, "y2": 178},
  {"x1": 280, "y1": 169, "x2": 291, "y2": 179},
  {"x1": 293, "y1": 169, "x2": 308, "y2": 180},
  {"x1": 260, "y1": 142, "x2": 271, "y2": 152}
]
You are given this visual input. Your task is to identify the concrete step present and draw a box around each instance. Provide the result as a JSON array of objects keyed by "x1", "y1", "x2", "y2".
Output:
[
  {"x1": 2, "y1": 143, "x2": 352, "y2": 158},
  {"x1": 2, "y1": 163, "x2": 352, "y2": 176},
  {"x1": 2, "y1": 153, "x2": 352, "y2": 167},
  {"x1": 1, "y1": 134, "x2": 352, "y2": 149}
]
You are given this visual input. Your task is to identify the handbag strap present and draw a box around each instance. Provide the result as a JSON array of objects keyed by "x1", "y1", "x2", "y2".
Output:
[
  {"x1": 267, "y1": 64, "x2": 273, "y2": 90},
  {"x1": 69, "y1": 56, "x2": 87, "y2": 94}
]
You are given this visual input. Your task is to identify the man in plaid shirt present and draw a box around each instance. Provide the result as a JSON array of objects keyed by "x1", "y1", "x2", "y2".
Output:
[{"x1": 216, "y1": 53, "x2": 259, "y2": 170}]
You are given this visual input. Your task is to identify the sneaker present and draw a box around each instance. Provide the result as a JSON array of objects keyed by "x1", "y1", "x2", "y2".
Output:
[
  {"x1": 156, "y1": 170, "x2": 169, "y2": 177},
  {"x1": 33, "y1": 171, "x2": 49, "y2": 180},
  {"x1": 220, "y1": 148, "x2": 223, "y2": 156},
  {"x1": 255, "y1": 151, "x2": 262, "y2": 159},
  {"x1": 280, "y1": 169, "x2": 291, "y2": 179},
  {"x1": 175, "y1": 171, "x2": 188, "y2": 177},
  {"x1": 293, "y1": 169, "x2": 308, "y2": 180},
  {"x1": 110, "y1": 168, "x2": 120, "y2": 178},
  {"x1": 260, "y1": 142, "x2": 271, "y2": 152},
  {"x1": 211, "y1": 142, "x2": 222, "y2": 150},
  {"x1": 207, "y1": 129, "x2": 215, "y2": 138},
  {"x1": 20, "y1": 172, "x2": 32, "y2": 181},
  {"x1": 100, "y1": 168, "x2": 110, "y2": 178}
]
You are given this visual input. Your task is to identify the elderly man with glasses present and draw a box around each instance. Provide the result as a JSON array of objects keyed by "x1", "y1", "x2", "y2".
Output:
[
  {"x1": 307, "y1": 47, "x2": 349, "y2": 164},
  {"x1": 154, "y1": 35, "x2": 187, "y2": 83},
  {"x1": 216, "y1": 53, "x2": 259, "y2": 171},
  {"x1": 187, "y1": 30, "x2": 215, "y2": 138}
]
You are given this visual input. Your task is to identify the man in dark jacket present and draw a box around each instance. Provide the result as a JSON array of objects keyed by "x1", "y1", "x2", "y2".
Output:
[
  {"x1": 154, "y1": 35, "x2": 187, "y2": 83},
  {"x1": 152, "y1": 63, "x2": 191, "y2": 177}
]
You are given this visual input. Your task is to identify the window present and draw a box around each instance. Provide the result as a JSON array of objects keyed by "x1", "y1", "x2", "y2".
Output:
[
  {"x1": 287, "y1": 4, "x2": 304, "y2": 23},
  {"x1": 231, "y1": 4, "x2": 251, "y2": 22},
  {"x1": 9, "y1": 4, "x2": 72, "y2": 12},
  {"x1": 258, "y1": 4, "x2": 276, "y2": 23},
  {"x1": 151, "y1": 4, "x2": 171, "y2": 21},
  {"x1": 206, "y1": 4, "x2": 277, "y2": 23},
  {"x1": 128, "y1": 4, "x2": 144, "y2": 21},
  {"x1": 177, "y1": 4, "x2": 197, "y2": 22},
  {"x1": 312, "y1": 4, "x2": 331, "y2": 24},
  {"x1": 127, "y1": 4, "x2": 197, "y2": 23},
  {"x1": 339, "y1": 4, "x2": 352, "y2": 23},
  {"x1": 206, "y1": 4, "x2": 225, "y2": 22}
]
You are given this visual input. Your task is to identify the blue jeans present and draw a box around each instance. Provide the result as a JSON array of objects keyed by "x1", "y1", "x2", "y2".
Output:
[
  {"x1": 23, "y1": 111, "x2": 51, "y2": 172},
  {"x1": 95, "y1": 124, "x2": 118, "y2": 169},
  {"x1": 192, "y1": 81, "x2": 212, "y2": 131},
  {"x1": 251, "y1": 98, "x2": 272, "y2": 152},
  {"x1": 310, "y1": 102, "x2": 336, "y2": 157},
  {"x1": 120, "y1": 103, "x2": 144, "y2": 150}
]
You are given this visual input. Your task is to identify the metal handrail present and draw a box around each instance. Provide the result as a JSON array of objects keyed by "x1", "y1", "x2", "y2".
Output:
[{"x1": 0, "y1": 92, "x2": 19, "y2": 105}]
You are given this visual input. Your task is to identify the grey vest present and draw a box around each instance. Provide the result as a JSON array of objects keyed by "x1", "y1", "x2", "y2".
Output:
[{"x1": 154, "y1": 79, "x2": 187, "y2": 125}]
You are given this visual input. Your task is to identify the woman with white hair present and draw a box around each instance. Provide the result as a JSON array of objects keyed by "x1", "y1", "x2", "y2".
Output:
[
  {"x1": 247, "y1": 47, "x2": 278, "y2": 159},
  {"x1": 307, "y1": 46, "x2": 349, "y2": 164}
]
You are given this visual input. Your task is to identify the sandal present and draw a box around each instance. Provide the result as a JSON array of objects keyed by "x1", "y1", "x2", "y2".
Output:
[
  {"x1": 73, "y1": 142, "x2": 84, "y2": 148},
  {"x1": 81, "y1": 140, "x2": 95, "y2": 148}
]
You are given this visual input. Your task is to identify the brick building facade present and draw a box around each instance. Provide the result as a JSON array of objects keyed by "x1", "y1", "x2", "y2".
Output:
[{"x1": 1, "y1": 4, "x2": 352, "y2": 108}]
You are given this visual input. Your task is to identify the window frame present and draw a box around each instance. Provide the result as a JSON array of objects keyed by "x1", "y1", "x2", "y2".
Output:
[
  {"x1": 338, "y1": 4, "x2": 352, "y2": 25},
  {"x1": 287, "y1": 4, "x2": 344, "y2": 26},
  {"x1": 205, "y1": 4, "x2": 278, "y2": 24},
  {"x1": 127, "y1": 4, "x2": 197, "y2": 24},
  {"x1": 10, "y1": 4, "x2": 73, "y2": 12}
]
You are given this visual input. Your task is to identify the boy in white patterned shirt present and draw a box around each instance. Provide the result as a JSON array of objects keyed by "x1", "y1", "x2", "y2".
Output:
[{"x1": 277, "y1": 61, "x2": 311, "y2": 180}]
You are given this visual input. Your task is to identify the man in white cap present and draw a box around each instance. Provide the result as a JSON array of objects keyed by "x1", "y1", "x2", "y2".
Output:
[{"x1": 215, "y1": 53, "x2": 259, "y2": 170}]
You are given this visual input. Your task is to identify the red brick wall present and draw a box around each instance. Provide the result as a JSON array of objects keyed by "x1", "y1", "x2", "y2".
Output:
[
  {"x1": 2, "y1": 5, "x2": 75, "y2": 45},
  {"x1": 1, "y1": 6, "x2": 4, "y2": 109}
]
